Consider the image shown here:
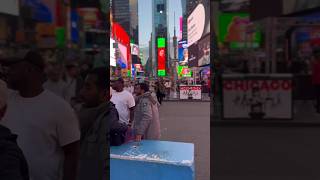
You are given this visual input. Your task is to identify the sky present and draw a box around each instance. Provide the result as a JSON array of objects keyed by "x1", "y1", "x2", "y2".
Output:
[{"x1": 138, "y1": 0, "x2": 182, "y2": 48}]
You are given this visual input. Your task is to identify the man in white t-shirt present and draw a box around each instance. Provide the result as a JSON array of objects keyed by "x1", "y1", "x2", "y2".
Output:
[
  {"x1": 111, "y1": 77, "x2": 135, "y2": 125},
  {"x1": 0, "y1": 51, "x2": 80, "y2": 180}
]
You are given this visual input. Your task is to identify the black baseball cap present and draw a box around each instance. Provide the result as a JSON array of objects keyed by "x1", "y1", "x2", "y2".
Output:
[{"x1": 0, "y1": 50, "x2": 45, "y2": 71}]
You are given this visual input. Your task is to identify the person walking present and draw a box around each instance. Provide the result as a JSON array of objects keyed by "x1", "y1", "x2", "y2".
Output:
[
  {"x1": 1, "y1": 51, "x2": 80, "y2": 180},
  {"x1": 111, "y1": 77, "x2": 135, "y2": 126},
  {"x1": 155, "y1": 80, "x2": 166, "y2": 105},
  {"x1": 78, "y1": 68, "x2": 127, "y2": 180},
  {"x1": 312, "y1": 49, "x2": 320, "y2": 113},
  {"x1": 0, "y1": 80, "x2": 29, "y2": 180},
  {"x1": 133, "y1": 83, "x2": 161, "y2": 141}
]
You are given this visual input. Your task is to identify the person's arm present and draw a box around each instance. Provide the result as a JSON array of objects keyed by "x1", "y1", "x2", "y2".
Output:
[
  {"x1": 129, "y1": 107, "x2": 134, "y2": 125},
  {"x1": 134, "y1": 100, "x2": 152, "y2": 141},
  {"x1": 62, "y1": 141, "x2": 80, "y2": 180},
  {"x1": 57, "y1": 104, "x2": 81, "y2": 180},
  {"x1": 128, "y1": 94, "x2": 136, "y2": 125}
]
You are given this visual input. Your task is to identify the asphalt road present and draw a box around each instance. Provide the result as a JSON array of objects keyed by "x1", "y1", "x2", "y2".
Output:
[
  {"x1": 212, "y1": 126, "x2": 320, "y2": 180},
  {"x1": 159, "y1": 101, "x2": 210, "y2": 180}
]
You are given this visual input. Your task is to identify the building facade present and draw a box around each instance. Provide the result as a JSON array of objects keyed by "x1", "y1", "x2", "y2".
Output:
[
  {"x1": 152, "y1": 0, "x2": 169, "y2": 77},
  {"x1": 112, "y1": 0, "x2": 130, "y2": 35},
  {"x1": 129, "y1": 0, "x2": 139, "y2": 44}
]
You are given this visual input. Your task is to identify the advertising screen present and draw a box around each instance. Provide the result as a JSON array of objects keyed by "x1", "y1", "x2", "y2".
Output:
[
  {"x1": 187, "y1": 0, "x2": 210, "y2": 47},
  {"x1": 118, "y1": 42, "x2": 128, "y2": 69},
  {"x1": 219, "y1": 0, "x2": 250, "y2": 12},
  {"x1": 157, "y1": 47, "x2": 166, "y2": 77},
  {"x1": 178, "y1": 40, "x2": 188, "y2": 65},
  {"x1": 219, "y1": 13, "x2": 261, "y2": 49},
  {"x1": 157, "y1": 37, "x2": 166, "y2": 77},
  {"x1": 197, "y1": 34, "x2": 210, "y2": 67},
  {"x1": 110, "y1": 39, "x2": 116, "y2": 67},
  {"x1": 177, "y1": 66, "x2": 192, "y2": 78},
  {"x1": 0, "y1": 0, "x2": 19, "y2": 15},
  {"x1": 188, "y1": 43, "x2": 198, "y2": 67},
  {"x1": 131, "y1": 43, "x2": 139, "y2": 55},
  {"x1": 283, "y1": 0, "x2": 320, "y2": 15}
]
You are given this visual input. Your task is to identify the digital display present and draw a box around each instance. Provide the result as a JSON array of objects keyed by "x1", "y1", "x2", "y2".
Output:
[
  {"x1": 157, "y1": 47, "x2": 166, "y2": 77},
  {"x1": 157, "y1": 37, "x2": 166, "y2": 48},
  {"x1": 219, "y1": 13, "x2": 261, "y2": 49}
]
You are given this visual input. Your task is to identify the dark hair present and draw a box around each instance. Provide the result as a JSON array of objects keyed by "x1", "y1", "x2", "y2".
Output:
[
  {"x1": 88, "y1": 67, "x2": 108, "y2": 90},
  {"x1": 138, "y1": 82, "x2": 149, "y2": 92}
]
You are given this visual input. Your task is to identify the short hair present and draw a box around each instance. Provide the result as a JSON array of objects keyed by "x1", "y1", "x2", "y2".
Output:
[
  {"x1": 137, "y1": 82, "x2": 149, "y2": 92},
  {"x1": 88, "y1": 67, "x2": 108, "y2": 90}
]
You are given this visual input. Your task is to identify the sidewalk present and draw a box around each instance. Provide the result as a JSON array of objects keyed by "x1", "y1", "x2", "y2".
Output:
[{"x1": 212, "y1": 100, "x2": 320, "y2": 127}]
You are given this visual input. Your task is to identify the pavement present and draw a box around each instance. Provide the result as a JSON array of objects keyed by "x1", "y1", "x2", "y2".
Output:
[
  {"x1": 212, "y1": 126, "x2": 320, "y2": 180},
  {"x1": 159, "y1": 101, "x2": 210, "y2": 180}
]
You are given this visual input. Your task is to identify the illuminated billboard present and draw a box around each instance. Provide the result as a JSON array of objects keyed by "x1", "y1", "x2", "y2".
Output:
[
  {"x1": 178, "y1": 40, "x2": 188, "y2": 66},
  {"x1": 157, "y1": 37, "x2": 166, "y2": 77},
  {"x1": 110, "y1": 38, "x2": 116, "y2": 67},
  {"x1": 219, "y1": 13, "x2": 261, "y2": 49},
  {"x1": 177, "y1": 66, "x2": 192, "y2": 78}
]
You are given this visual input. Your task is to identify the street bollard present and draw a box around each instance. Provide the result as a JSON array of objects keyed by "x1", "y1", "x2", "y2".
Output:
[{"x1": 110, "y1": 140, "x2": 195, "y2": 180}]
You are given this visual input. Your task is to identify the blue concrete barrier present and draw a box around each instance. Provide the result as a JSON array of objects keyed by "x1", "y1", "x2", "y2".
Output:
[{"x1": 110, "y1": 140, "x2": 194, "y2": 180}]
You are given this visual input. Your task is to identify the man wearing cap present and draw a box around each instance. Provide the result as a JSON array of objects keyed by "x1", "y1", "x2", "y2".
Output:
[
  {"x1": 0, "y1": 80, "x2": 29, "y2": 180},
  {"x1": 111, "y1": 77, "x2": 135, "y2": 125},
  {"x1": 0, "y1": 51, "x2": 80, "y2": 180}
]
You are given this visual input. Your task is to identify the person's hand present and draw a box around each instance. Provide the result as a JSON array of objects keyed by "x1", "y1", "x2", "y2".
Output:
[
  {"x1": 128, "y1": 122, "x2": 132, "y2": 127},
  {"x1": 135, "y1": 135, "x2": 142, "y2": 142}
]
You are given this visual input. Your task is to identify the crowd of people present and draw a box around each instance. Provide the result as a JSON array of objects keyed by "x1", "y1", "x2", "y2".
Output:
[
  {"x1": 0, "y1": 49, "x2": 167, "y2": 180},
  {"x1": 0, "y1": 50, "x2": 109, "y2": 180}
]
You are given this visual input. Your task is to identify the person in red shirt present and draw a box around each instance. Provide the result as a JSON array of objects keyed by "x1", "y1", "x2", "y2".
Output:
[{"x1": 312, "y1": 49, "x2": 320, "y2": 113}]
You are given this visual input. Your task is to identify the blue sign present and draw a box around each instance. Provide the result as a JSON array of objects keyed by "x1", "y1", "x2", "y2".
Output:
[
  {"x1": 71, "y1": 10, "x2": 79, "y2": 43},
  {"x1": 22, "y1": 0, "x2": 53, "y2": 22},
  {"x1": 178, "y1": 40, "x2": 188, "y2": 63}
]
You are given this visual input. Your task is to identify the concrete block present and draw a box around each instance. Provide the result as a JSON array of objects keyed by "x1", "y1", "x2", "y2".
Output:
[{"x1": 110, "y1": 140, "x2": 194, "y2": 180}]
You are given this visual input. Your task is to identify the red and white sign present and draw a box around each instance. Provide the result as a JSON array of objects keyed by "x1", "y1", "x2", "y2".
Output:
[
  {"x1": 180, "y1": 85, "x2": 202, "y2": 100},
  {"x1": 222, "y1": 75, "x2": 293, "y2": 119}
]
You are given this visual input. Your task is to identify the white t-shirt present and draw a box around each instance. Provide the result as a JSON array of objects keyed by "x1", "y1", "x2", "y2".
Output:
[
  {"x1": 1, "y1": 89, "x2": 80, "y2": 180},
  {"x1": 110, "y1": 90, "x2": 135, "y2": 124},
  {"x1": 43, "y1": 80, "x2": 69, "y2": 100}
]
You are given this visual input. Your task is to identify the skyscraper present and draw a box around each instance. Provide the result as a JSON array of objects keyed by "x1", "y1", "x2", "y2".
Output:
[
  {"x1": 181, "y1": 0, "x2": 188, "y2": 40},
  {"x1": 130, "y1": 0, "x2": 139, "y2": 44},
  {"x1": 112, "y1": 0, "x2": 130, "y2": 34},
  {"x1": 152, "y1": 0, "x2": 169, "y2": 77}
]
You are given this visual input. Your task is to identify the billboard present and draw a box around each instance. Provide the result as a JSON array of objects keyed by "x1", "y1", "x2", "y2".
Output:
[
  {"x1": 188, "y1": 43, "x2": 199, "y2": 67},
  {"x1": 0, "y1": 0, "x2": 19, "y2": 16},
  {"x1": 177, "y1": 66, "x2": 192, "y2": 78},
  {"x1": 131, "y1": 43, "x2": 139, "y2": 55},
  {"x1": 197, "y1": 34, "x2": 210, "y2": 67},
  {"x1": 222, "y1": 75, "x2": 293, "y2": 120},
  {"x1": 22, "y1": 0, "x2": 55, "y2": 22},
  {"x1": 187, "y1": 3, "x2": 206, "y2": 47},
  {"x1": 118, "y1": 42, "x2": 128, "y2": 69},
  {"x1": 178, "y1": 40, "x2": 188, "y2": 65},
  {"x1": 157, "y1": 37, "x2": 166, "y2": 77},
  {"x1": 283, "y1": 0, "x2": 320, "y2": 15},
  {"x1": 219, "y1": 13, "x2": 261, "y2": 49},
  {"x1": 110, "y1": 38, "x2": 116, "y2": 67},
  {"x1": 180, "y1": 85, "x2": 202, "y2": 100},
  {"x1": 219, "y1": 0, "x2": 250, "y2": 12}
]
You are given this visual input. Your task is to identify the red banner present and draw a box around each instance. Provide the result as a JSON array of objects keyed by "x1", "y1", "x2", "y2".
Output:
[{"x1": 158, "y1": 48, "x2": 166, "y2": 70}]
